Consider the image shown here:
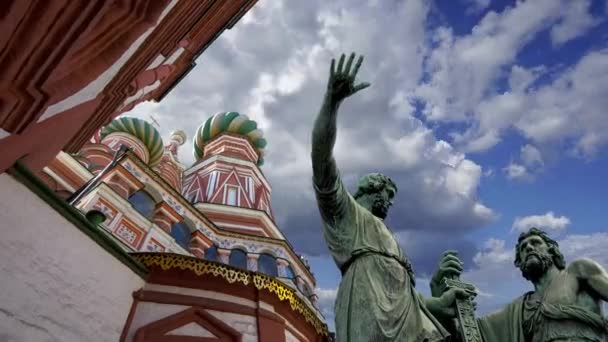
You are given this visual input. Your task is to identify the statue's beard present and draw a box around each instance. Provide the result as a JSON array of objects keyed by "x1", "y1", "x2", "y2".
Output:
[
  {"x1": 520, "y1": 251, "x2": 554, "y2": 282},
  {"x1": 371, "y1": 199, "x2": 389, "y2": 219}
]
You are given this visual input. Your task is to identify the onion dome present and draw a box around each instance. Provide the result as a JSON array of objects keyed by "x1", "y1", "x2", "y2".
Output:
[
  {"x1": 100, "y1": 117, "x2": 164, "y2": 167},
  {"x1": 193, "y1": 112, "x2": 267, "y2": 165},
  {"x1": 169, "y1": 130, "x2": 187, "y2": 146}
]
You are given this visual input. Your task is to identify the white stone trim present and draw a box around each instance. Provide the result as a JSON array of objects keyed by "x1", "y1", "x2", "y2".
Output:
[
  {"x1": 42, "y1": 167, "x2": 77, "y2": 192},
  {"x1": 0, "y1": 128, "x2": 10, "y2": 140},
  {"x1": 196, "y1": 202, "x2": 283, "y2": 240},
  {"x1": 56, "y1": 151, "x2": 94, "y2": 182},
  {"x1": 214, "y1": 222, "x2": 265, "y2": 234},
  {"x1": 163, "y1": 47, "x2": 186, "y2": 65},
  {"x1": 121, "y1": 79, "x2": 161, "y2": 108},
  {"x1": 146, "y1": 54, "x2": 166, "y2": 70}
]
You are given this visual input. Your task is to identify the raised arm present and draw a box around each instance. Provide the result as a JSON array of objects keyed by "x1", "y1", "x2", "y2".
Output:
[
  {"x1": 312, "y1": 53, "x2": 369, "y2": 188},
  {"x1": 311, "y1": 53, "x2": 370, "y2": 223},
  {"x1": 569, "y1": 258, "x2": 608, "y2": 301}
]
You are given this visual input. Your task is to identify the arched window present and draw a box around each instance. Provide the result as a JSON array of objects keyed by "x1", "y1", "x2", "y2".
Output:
[
  {"x1": 229, "y1": 249, "x2": 248, "y2": 269},
  {"x1": 170, "y1": 222, "x2": 191, "y2": 250},
  {"x1": 285, "y1": 264, "x2": 295, "y2": 279},
  {"x1": 205, "y1": 245, "x2": 218, "y2": 261},
  {"x1": 128, "y1": 190, "x2": 156, "y2": 219},
  {"x1": 258, "y1": 253, "x2": 278, "y2": 277}
]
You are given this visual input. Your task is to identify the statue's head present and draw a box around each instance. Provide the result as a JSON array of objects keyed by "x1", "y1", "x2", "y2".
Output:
[
  {"x1": 353, "y1": 173, "x2": 397, "y2": 220},
  {"x1": 514, "y1": 228, "x2": 566, "y2": 282}
]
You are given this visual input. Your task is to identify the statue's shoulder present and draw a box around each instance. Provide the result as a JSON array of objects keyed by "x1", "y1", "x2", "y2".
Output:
[{"x1": 566, "y1": 258, "x2": 605, "y2": 278}]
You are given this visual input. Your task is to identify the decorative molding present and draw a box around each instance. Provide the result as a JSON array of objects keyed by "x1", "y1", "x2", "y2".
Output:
[{"x1": 131, "y1": 253, "x2": 329, "y2": 337}]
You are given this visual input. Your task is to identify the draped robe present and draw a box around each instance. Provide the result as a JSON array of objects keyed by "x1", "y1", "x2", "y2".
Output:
[
  {"x1": 478, "y1": 292, "x2": 607, "y2": 342},
  {"x1": 314, "y1": 175, "x2": 449, "y2": 342}
]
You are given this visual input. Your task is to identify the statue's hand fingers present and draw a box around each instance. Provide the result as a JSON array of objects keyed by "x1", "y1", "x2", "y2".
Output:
[
  {"x1": 352, "y1": 82, "x2": 370, "y2": 94},
  {"x1": 454, "y1": 288, "x2": 470, "y2": 299},
  {"x1": 330, "y1": 58, "x2": 336, "y2": 78},
  {"x1": 344, "y1": 52, "x2": 355, "y2": 76},
  {"x1": 441, "y1": 253, "x2": 462, "y2": 265},
  {"x1": 441, "y1": 259, "x2": 463, "y2": 273},
  {"x1": 350, "y1": 55, "x2": 364, "y2": 79},
  {"x1": 438, "y1": 266, "x2": 462, "y2": 279},
  {"x1": 337, "y1": 54, "x2": 346, "y2": 74}
]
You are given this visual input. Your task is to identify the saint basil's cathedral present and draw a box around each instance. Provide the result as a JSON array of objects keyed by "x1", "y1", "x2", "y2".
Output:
[
  {"x1": 0, "y1": 1, "x2": 330, "y2": 341},
  {"x1": 44, "y1": 113, "x2": 329, "y2": 341}
]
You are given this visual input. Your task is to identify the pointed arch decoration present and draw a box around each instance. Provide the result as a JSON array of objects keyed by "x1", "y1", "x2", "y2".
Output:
[{"x1": 134, "y1": 307, "x2": 242, "y2": 341}]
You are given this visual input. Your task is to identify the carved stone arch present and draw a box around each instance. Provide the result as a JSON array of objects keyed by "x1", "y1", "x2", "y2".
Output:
[
  {"x1": 255, "y1": 247, "x2": 278, "y2": 259},
  {"x1": 180, "y1": 217, "x2": 198, "y2": 233},
  {"x1": 134, "y1": 307, "x2": 242, "y2": 342},
  {"x1": 141, "y1": 183, "x2": 164, "y2": 203},
  {"x1": 229, "y1": 242, "x2": 250, "y2": 254}
]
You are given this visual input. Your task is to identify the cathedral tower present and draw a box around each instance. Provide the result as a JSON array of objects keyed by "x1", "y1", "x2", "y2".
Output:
[{"x1": 183, "y1": 112, "x2": 281, "y2": 238}]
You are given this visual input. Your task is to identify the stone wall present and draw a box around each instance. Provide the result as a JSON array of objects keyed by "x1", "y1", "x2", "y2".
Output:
[{"x1": 0, "y1": 173, "x2": 145, "y2": 342}]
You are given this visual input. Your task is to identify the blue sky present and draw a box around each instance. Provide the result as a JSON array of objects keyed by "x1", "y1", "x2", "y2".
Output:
[{"x1": 129, "y1": 0, "x2": 608, "y2": 331}]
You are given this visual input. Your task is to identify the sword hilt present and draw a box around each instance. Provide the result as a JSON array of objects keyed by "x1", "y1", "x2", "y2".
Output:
[{"x1": 441, "y1": 278, "x2": 482, "y2": 342}]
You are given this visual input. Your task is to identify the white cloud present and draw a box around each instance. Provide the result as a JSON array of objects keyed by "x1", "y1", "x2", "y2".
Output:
[
  {"x1": 410, "y1": 0, "x2": 608, "y2": 162},
  {"x1": 502, "y1": 144, "x2": 544, "y2": 181},
  {"x1": 503, "y1": 162, "x2": 528, "y2": 180},
  {"x1": 464, "y1": 0, "x2": 491, "y2": 13},
  {"x1": 511, "y1": 211, "x2": 571, "y2": 234},
  {"x1": 520, "y1": 144, "x2": 543, "y2": 168},
  {"x1": 462, "y1": 48, "x2": 608, "y2": 159},
  {"x1": 559, "y1": 232, "x2": 608, "y2": 266},
  {"x1": 413, "y1": 0, "x2": 564, "y2": 123},
  {"x1": 315, "y1": 287, "x2": 337, "y2": 330},
  {"x1": 550, "y1": 0, "x2": 598, "y2": 46}
]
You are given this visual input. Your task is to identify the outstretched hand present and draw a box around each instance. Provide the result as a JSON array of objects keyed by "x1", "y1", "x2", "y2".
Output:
[{"x1": 326, "y1": 52, "x2": 370, "y2": 104}]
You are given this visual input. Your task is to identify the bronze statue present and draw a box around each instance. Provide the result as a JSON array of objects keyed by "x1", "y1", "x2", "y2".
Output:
[
  {"x1": 432, "y1": 228, "x2": 608, "y2": 341},
  {"x1": 311, "y1": 52, "x2": 468, "y2": 341}
]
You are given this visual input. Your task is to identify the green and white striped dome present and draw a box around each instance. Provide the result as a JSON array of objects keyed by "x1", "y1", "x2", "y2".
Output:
[
  {"x1": 100, "y1": 117, "x2": 164, "y2": 167},
  {"x1": 193, "y1": 112, "x2": 267, "y2": 165}
]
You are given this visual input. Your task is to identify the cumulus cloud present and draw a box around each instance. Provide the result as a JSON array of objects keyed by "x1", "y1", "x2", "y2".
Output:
[
  {"x1": 550, "y1": 0, "x2": 599, "y2": 46},
  {"x1": 412, "y1": 0, "x2": 565, "y2": 124},
  {"x1": 411, "y1": 0, "x2": 608, "y2": 161},
  {"x1": 511, "y1": 211, "x2": 571, "y2": 234},
  {"x1": 503, "y1": 163, "x2": 528, "y2": 181},
  {"x1": 559, "y1": 232, "x2": 608, "y2": 266},
  {"x1": 503, "y1": 144, "x2": 544, "y2": 181},
  {"x1": 520, "y1": 144, "x2": 543, "y2": 168},
  {"x1": 315, "y1": 287, "x2": 337, "y2": 325},
  {"x1": 463, "y1": 0, "x2": 491, "y2": 14}
]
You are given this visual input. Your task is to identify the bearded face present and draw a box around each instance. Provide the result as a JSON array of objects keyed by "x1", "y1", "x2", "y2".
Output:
[
  {"x1": 369, "y1": 186, "x2": 395, "y2": 219},
  {"x1": 520, "y1": 250, "x2": 554, "y2": 281},
  {"x1": 517, "y1": 235, "x2": 555, "y2": 282}
]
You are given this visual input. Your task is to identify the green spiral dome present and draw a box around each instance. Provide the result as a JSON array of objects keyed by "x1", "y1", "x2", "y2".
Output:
[
  {"x1": 100, "y1": 117, "x2": 164, "y2": 167},
  {"x1": 193, "y1": 112, "x2": 267, "y2": 165}
]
